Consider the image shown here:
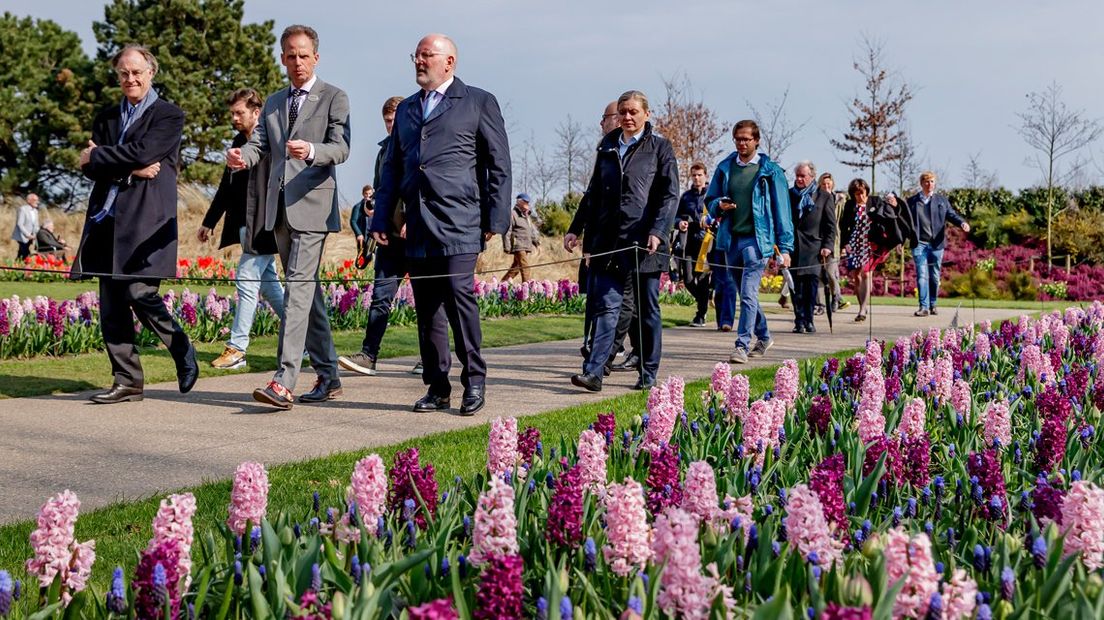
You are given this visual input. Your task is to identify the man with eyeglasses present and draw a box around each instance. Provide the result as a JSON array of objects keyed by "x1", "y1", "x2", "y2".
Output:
[
  {"x1": 74, "y1": 44, "x2": 198, "y2": 404},
  {"x1": 227, "y1": 24, "x2": 351, "y2": 410},
  {"x1": 372, "y1": 33, "x2": 512, "y2": 416}
]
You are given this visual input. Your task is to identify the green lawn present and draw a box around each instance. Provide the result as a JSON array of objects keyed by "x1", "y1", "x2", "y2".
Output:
[
  {"x1": 0, "y1": 350, "x2": 844, "y2": 592},
  {"x1": 0, "y1": 304, "x2": 696, "y2": 398},
  {"x1": 838, "y1": 294, "x2": 1074, "y2": 312}
]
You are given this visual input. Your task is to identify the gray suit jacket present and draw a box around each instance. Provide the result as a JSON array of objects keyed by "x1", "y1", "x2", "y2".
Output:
[{"x1": 240, "y1": 78, "x2": 350, "y2": 233}]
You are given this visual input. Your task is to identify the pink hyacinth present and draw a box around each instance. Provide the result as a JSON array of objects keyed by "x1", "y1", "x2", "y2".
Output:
[
  {"x1": 349, "y1": 454, "x2": 388, "y2": 533},
  {"x1": 710, "y1": 362, "x2": 732, "y2": 409},
  {"x1": 26, "y1": 489, "x2": 96, "y2": 602},
  {"x1": 774, "y1": 359, "x2": 800, "y2": 408},
  {"x1": 487, "y1": 417, "x2": 518, "y2": 476},
  {"x1": 725, "y1": 373, "x2": 750, "y2": 421},
  {"x1": 915, "y1": 359, "x2": 934, "y2": 393},
  {"x1": 941, "y1": 568, "x2": 978, "y2": 620},
  {"x1": 883, "y1": 528, "x2": 940, "y2": 620},
  {"x1": 784, "y1": 484, "x2": 843, "y2": 567},
  {"x1": 149, "y1": 493, "x2": 196, "y2": 589},
  {"x1": 227, "y1": 461, "x2": 269, "y2": 535},
  {"x1": 717, "y1": 494, "x2": 755, "y2": 540},
  {"x1": 577, "y1": 429, "x2": 608, "y2": 494},
  {"x1": 742, "y1": 398, "x2": 784, "y2": 464},
  {"x1": 981, "y1": 399, "x2": 1012, "y2": 448},
  {"x1": 652, "y1": 507, "x2": 718, "y2": 620},
  {"x1": 897, "y1": 398, "x2": 926, "y2": 439},
  {"x1": 643, "y1": 378, "x2": 682, "y2": 451},
  {"x1": 942, "y1": 328, "x2": 962, "y2": 354},
  {"x1": 602, "y1": 478, "x2": 653, "y2": 577},
  {"x1": 933, "y1": 355, "x2": 953, "y2": 402},
  {"x1": 950, "y1": 379, "x2": 971, "y2": 417},
  {"x1": 864, "y1": 339, "x2": 883, "y2": 369},
  {"x1": 974, "y1": 332, "x2": 991, "y2": 361},
  {"x1": 1060, "y1": 480, "x2": 1104, "y2": 570},
  {"x1": 682, "y1": 461, "x2": 720, "y2": 524},
  {"x1": 469, "y1": 476, "x2": 519, "y2": 566},
  {"x1": 856, "y1": 368, "x2": 887, "y2": 444},
  {"x1": 1020, "y1": 344, "x2": 1054, "y2": 384}
]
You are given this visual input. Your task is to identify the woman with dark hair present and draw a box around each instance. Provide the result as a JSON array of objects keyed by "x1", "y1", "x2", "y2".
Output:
[
  {"x1": 564, "y1": 89, "x2": 679, "y2": 392},
  {"x1": 839, "y1": 178, "x2": 911, "y2": 321}
]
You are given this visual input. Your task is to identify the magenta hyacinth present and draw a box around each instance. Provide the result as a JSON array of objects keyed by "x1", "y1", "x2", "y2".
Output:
[
  {"x1": 349, "y1": 455, "x2": 388, "y2": 534},
  {"x1": 1032, "y1": 476, "x2": 1066, "y2": 525},
  {"x1": 967, "y1": 449, "x2": 1007, "y2": 523},
  {"x1": 1035, "y1": 417, "x2": 1068, "y2": 474},
  {"x1": 227, "y1": 461, "x2": 268, "y2": 535},
  {"x1": 809, "y1": 454, "x2": 847, "y2": 532},
  {"x1": 1060, "y1": 480, "x2": 1104, "y2": 570},
  {"x1": 469, "y1": 476, "x2": 519, "y2": 566},
  {"x1": 809, "y1": 394, "x2": 832, "y2": 435},
  {"x1": 473, "y1": 555, "x2": 523, "y2": 620},
  {"x1": 546, "y1": 465, "x2": 584, "y2": 548},
  {"x1": 652, "y1": 507, "x2": 718, "y2": 620},
  {"x1": 408, "y1": 597, "x2": 460, "y2": 620},
  {"x1": 487, "y1": 416, "x2": 518, "y2": 476},
  {"x1": 602, "y1": 478, "x2": 653, "y2": 577},
  {"x1": 784, "y1": 484, "x2": 844, "y2": 566},
  {"x1": 149, "y1": 493, "x2": 196, "y2": 590},
  {"x1": 517, "y1": 426, "x2": 542, "y2": 465},
  {"x1": 592, "y1": 413, "x2": 615, "y2": 445},
  {"x1": 900, "y1": 434, "x2": 932, "y2": 488},
  {"x1": 133, "y1": 539, "x2": 183, "y2": 620},
  {"x1": 388, "y1": 448, "x2": 439, "y2": 529},
  {"x1": 823, "y1": 603, "x2": 873, "y2": 620},
  {"x1": 577, "y1": 428, "x2": 608, "y2": 494},
  {"x1": 25, "y1": 489, "x2": 96, "y2": 603},
  {"x1": 646, "y1": 442, "x2": 683, "y2": 514}
]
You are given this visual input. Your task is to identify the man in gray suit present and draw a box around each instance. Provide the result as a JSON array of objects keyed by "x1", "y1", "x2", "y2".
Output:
[{"x1": 227, "y1": 24, "x2": 350, "y2": 409}]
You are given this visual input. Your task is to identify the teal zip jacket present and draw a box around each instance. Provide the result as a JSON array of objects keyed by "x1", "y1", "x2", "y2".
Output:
[{"x1": 704, "y1": 151, "x2": 794, "y2": 258}]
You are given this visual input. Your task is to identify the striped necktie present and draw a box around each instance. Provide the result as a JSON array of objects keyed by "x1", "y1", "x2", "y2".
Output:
[{"x1": 288, "y1": 88, "x2": 306, "y2": 132}]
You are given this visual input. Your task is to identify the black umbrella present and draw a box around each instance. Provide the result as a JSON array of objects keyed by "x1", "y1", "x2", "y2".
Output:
[{"x1": 820, "y1": 255, "x2": 834, "y2": 333}]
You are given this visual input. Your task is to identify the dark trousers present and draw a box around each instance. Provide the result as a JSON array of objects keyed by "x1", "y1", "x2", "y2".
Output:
[
  {"x1": 687, "y1": 272, "x2": 711, "y2": 319},
  {"x1": 793, "y1": 273, "x2": 819, "y2": 328},
  {"x1": 710, "y1": 249, "x2": 736, "y2": 328},
  {"x1": 100, "y1": 277, "x2": 190, "y2": 388},
  {"x1": 607, "y1": 277, "x2": 640, "y2": 365},
  {"x1": 585, "y1": 268, "x2": 661, "y2": 381},
  {"x1": 410, "y1": 253, "x2": 485, "y2": 395},
  {"x1": 360, "y1": 240, "x2": 407, "y2": 359},
  {"x1": 16, "y1": 240, "x2": 32, "y2": 260}
]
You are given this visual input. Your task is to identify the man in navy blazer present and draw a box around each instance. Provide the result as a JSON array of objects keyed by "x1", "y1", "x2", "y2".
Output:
[
  {"x1": 905, "y1": 171, "x2": 970, "y2": 317},
  {"x1": 372, "y1": 33, "x2": 512, "y2": 416},
  {"x1": 74, "y1": 45, "x2": 198, "y2": 404}
]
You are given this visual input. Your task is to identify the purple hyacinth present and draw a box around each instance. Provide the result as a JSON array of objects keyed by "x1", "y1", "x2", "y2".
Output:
[
  {"x1": 388, "y1": 448, "x2": 438, "y2": 529},
  {"x1": 808, "y1": 395, "x2": 832, "y2": 435},
  {"x1": 546, "y1": 466, "x2": 584, "y2": 548},
  {"x1": 474, "y1": 555, "x2": 523, "y2": 620},
  {"x1": 645, "y1": 442, "x2": 682, "y2": 514}
]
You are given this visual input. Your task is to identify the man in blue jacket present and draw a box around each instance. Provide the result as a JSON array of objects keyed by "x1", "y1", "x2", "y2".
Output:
[
  {"x1": 906, "y1": 171, "x2": 969, "y2": 317},
  {"x1": 372, "y1": 33, "x2": 512, "y2": 416},
  {"x1": 705, "y1": 120, "x2": 793, "y2": 364}
]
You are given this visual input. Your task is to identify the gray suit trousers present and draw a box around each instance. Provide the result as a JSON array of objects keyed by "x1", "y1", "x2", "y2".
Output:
[{"x1": 272, "y1": 200, "x2": 338, "y2": 392}]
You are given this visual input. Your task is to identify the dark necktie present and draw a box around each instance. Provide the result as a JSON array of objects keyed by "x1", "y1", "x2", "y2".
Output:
[{"x1": 288, "y1": 88, "x2": 306, "y2": 133}]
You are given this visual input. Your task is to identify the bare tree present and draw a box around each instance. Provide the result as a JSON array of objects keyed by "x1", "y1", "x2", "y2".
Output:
[
  {"x1": 529, "y1": 143, "x2": 558, "y2": 205},
  {"x1": 1017, "y1": 81, "x2": 1103, "y2": 264},
  {"x1": 961, "y1": 152, "x2": 999, "y2": 190},
  {"x1": 830, "y1": 35, "x2": 914, "y2": 193},
  {"x1": 888, "y1": 124, "x2": 924, "y2": 196},
  {"x1": 652, "y1": 71, "x2": 724, "y2": 184},
  {"x1": 746, "y1": 86, "x2": 810, "y2": 167},
  {"x1": 554, "y1": 115, "x2": 590, "y2": 197}
]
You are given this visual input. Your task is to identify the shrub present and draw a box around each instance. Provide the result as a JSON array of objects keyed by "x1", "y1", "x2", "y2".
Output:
[
  {"x1": 537, "y1": 206, "x2": 573, "y2": 236},
  {"x1": 1005, "y1": 269, "x2": 1039, "y2": 301},
  {"x1": 943, "y1": 267, "x2": 1006, "y2": 300}
]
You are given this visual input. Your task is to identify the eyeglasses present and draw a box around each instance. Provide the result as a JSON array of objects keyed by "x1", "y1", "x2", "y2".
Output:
[
  {"x1": 115, "y1": 69, "x2": 148, "y2": 80},
  {"x1": 409, "y1": 51, "x2": 447, "y2": 63},
  {"x1": 734, "y1": 137, "x2": 756, "y2": 143}
]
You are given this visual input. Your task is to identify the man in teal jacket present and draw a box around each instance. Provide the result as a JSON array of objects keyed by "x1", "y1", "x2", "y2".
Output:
[{"x1": 705, "y1": 120, "x2": 793, "y2": 364}]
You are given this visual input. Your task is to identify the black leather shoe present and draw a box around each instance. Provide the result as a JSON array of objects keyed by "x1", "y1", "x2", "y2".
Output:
[
  {"x1": 299, "y1": 376, "x2": 343, "y2": 403},
  {"x1": 571, "y1": 372, "x2": 603, "y2": 392},
  {"x1": 792, "y1": 325, "x2": 806, "y2": 334},
  {"x1": 633, "y1": 376, "x2": 657, "y2": 391},
  {"x1": 90, "y1": 384, "x2": 143, "y2": 404},
  {"x1": 603, "y1": 364, "x2": 611, "y2": 377},
  {"x1": 176, "y1": 343, "x2": 199, "y2": 394},
  {"x1": 459, "y1": 386, "x2": 485, "y2": 416},
  {"x1": 806, "y1": 323, "x2": 817, "y2": 334},
  {"x1": 611, "y1": 354, "x2": 641, "y2": 372},
  {"x1": 413, "y1": 391, "x2": 450, "y2": 412}
]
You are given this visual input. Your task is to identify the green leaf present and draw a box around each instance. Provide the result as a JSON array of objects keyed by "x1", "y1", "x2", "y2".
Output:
[{"x1": 752, "y1": 584, "x2": 794, "y2": 620}]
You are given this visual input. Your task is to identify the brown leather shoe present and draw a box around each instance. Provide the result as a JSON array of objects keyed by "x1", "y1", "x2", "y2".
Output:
[
  {"x1": 299, "y1": 376, "x2": 343, "y2": 403},
  {"x1": 90, "y1": 384, "x2": 144, "y2": 404}
]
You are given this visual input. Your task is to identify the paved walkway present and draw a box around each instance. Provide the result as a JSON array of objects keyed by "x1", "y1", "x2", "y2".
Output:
[{"x1": 0, "y1": 303, "x2": 1024, "y2": 524}]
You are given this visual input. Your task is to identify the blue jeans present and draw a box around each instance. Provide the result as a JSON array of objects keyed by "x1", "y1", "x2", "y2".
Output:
[
  {"x1": 710, "y1": 249, "x2": 736, "y2": 328},
  {"x1": 584, "y1": 268, "x2": 661, "y2": 381},
  {"x1": 228, "y1": 227, "x2": 285, "y2": 352},
  {"x1": 912, "y1": 243, "x2": 944, "y2": 310},
  {"x1": 728, "y1": 235, "x2": 769, "y2": 351}
]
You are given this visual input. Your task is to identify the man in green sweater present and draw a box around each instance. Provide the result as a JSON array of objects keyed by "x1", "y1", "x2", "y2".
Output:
[{"x1": 704, "y1": 120, "x2": 794, "y2": 364}]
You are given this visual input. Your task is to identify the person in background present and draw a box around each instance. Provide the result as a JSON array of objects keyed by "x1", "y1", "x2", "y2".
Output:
[
  {"x1": 200, "y1": 87, "x2": 285, "y2": 371},
  {"x1": 350, "y1": 184, "x2": 374, "y2": 265},
  {"x1": 839, "y1": 178, "x2": 911, "y2": 322},
  {"x1": 705, "y1": 120, "x2": 793, "y2": 364},
  {"x1": 673, "y1": 162, "x2": 711, "y2": 327},
  {"x1": 12, "y1": 194, "x2": 40, "y2": 260},
  {"x1": 566, "y1": 89, "x2": 678, "y2": 392},
  {"x1": 905, "y1": 171, "x2": 969, "y2": 317},
  {"x1": 816, "y1": 172, "x2": 848, "y2": 312},
  {"x1": 788, "y1": 161, "x2": 836, "y2": 333},
  {"x1": 35, "y1": 219, "x2": 68, "y2": 256},
  {"x1": 502, "y1": 193, "x2": 541, "y2": 282}
]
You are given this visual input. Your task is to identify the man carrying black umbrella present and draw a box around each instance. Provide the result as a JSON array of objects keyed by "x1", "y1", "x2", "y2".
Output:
[{"x1": 788, "y1": 161, "x2": 836, "y2": 334}]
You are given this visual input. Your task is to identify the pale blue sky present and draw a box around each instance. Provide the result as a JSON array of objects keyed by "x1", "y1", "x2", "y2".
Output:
[{"x1": 10, "y1": 0, "x2": 1104, "y2": 204}]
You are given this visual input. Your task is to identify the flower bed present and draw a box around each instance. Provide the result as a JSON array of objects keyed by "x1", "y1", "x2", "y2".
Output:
[
  {"x1": 0, "y1": 278, "x2": 584, "y2": 359},
  {"x1": 5, "y1": 306, "x2": 1104, "y2": 618}
]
